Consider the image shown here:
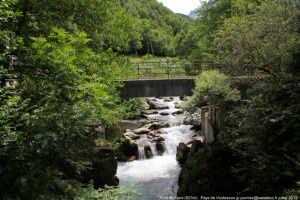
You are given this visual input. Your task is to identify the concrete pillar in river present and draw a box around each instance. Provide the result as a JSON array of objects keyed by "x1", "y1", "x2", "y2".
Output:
[{"x1": 201, "y1": 106, "x2": 221, "y2": 144}]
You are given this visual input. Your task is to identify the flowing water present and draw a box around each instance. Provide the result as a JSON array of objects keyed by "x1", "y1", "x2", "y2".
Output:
[{"x1": 117, "y1": 97, "x2": 197, "y2": 199}]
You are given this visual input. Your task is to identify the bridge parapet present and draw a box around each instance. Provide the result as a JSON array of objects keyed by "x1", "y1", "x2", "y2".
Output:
[
  {"x1": 118, "y1": 76, "x2": 259, "y2": 99},
  {"x1": 121, "y1": 61, "x2": 256, "y2": 80}
]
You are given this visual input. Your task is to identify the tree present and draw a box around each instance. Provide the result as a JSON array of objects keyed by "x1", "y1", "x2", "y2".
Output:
[{"x1": 214, "y1": 0, "x2": 299, "y2": 75}]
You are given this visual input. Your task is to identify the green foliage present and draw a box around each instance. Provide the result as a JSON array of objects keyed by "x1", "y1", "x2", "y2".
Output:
[
  {"x1": 0, "y1": 0, "x2": 193, "y2": 199},
  {"x1": 185, "y1": 70, "x2": 240, "y2": 112},
  {"x1": 0, "y1": 26, "x2": 130, "y2": 199},
  {"x1": 175, "y1": 0, "x2": 235, "y2": 61},
  {"x1": 122, "y1": 0, "x2": 192, "y2": 56},
  {"x1": 178, "y1": 148, "x2": 238, "y2": 196},
  {"x1": 221, "y1": 75, "x2": 300, "y2": 195},
  {"x1": 214, "y1": 0, "x2": 299, "y2": 75},
  {"x1": 75, "y1": 185, "x2": 139, "y2": 200},
  {"x1": 26, "y1": 27, "x2": 126, "y2": 125},
  {"x1": 127, "y1": 55, "x2": 188, "y2": 79},
  {"x1": 121, "y1": 98, "x2": 145, "y2": 120},
  {"x1": 179, "y1": 0, "x2": 300, "y2": 196},
  {"x1": 16, "y1": 0, "x2": 142, "y2": 52}
]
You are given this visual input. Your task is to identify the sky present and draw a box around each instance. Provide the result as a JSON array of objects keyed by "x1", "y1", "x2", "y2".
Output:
[{"x1": 157, "y1": 0, "x2": 202, "y2": 15}]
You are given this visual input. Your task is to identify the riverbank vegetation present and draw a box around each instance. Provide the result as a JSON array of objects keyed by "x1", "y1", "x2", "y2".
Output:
[
  {"x1": 0, "y1": 0, "x2": 188, "y2": 199},
  {"x1": 0, "y1": 0, "x2": 299, "y2": 198},
  {"x1": 179, "y1": 0, "x2": 300, "y2": 196}
]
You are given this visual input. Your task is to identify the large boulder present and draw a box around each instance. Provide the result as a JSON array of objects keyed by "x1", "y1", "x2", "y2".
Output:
[
  {"x1": 156, "y1": 142, "x2": 165, "y2": 156},
  {"x1": 175, "y1": 103, "x2": 183, "y2": 109},
  {"x1": 147, "y1": 131, "x2": 159, "y2": 139},
  {"x1": 157, "y1": 129, "x2": 168, "y2": 134},
  {"x1": 147, "y1": 97, "x2": 157, "y2": 102},
  {"x1": 106, "y1": 120, "x2": 147, "y2": 136},
  {"x1": 160, "y1": 112, "x2": 170, "y2": 116},
  {"x1": 172, "y1": 109, "x2": 184, "y2": 115},
  {"x1": 117, "y1": 138, "x2": 138, "y2": 161},
  {"x1": 120, "y1": 120, "x2": 141, "y2": 130},
  {"x1": 176, "y1": 143, "x2": 190, "y2": 165},
  {"x1": 148, "y1": 101, "x2": 169, "y2": 110},
  {"x1": 190, "y1": 140, "x2": 204, "y2": 154},
  {"x1": 163, "y1": 97, "x2": 174, "y2": 102},
  {"x1": 154, "y1": 136, "x2": 165, "y2": 142},
  {"x1": 123, "y1": 130, "x2": 140, "y2": 140},
  {"x1": 133, "y1": 127, "x2": 150, "y2": 135},
  {"x1": 141, "y1": 101, "x2": 150, "y2": 110},
  {"x1": 183, "y1": 109, "x2": 201, "y2": 126},
  {"x1": 142, "y1": 110, "x2": 159, "y2": 115},
  {"x1": 144, "y1": 145, "x2": 154, "y2": 159},
  {"x1": 92, "y1": 147, "x2": 118, "y2": 189},
  {"x1": 148, "y1": 122, "x2": 170, "y2": 130}
]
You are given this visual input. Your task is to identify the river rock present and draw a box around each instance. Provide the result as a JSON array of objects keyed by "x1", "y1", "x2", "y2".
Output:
[
  {"x1": 119, "y1": 120, "x2": 141, "y2": 133},
  {"x1": 148, "y1": 131, "x2": 159, "y2": 137},
  {"x1": 157, "y1": 129, "x2": 168, "y2": 134},
  {"x1": 190, "y1": 124, "x2": 201, "y2": 131},
  {"x1": 127, "y1": 156, "x2": 137, "y2": 162},
  {"x1": 139, "y1": 119, "x2": 153, "y2": 126},
  {"x1": 190, "y1": 140, "x2": 204, "y2": 154},
  {"x1": 92, "y1": 147, "x2": 118, "y2": 188},
  {"x1": 183, "y1": 110, "x2": 201, "y2": 126},
  {"x1": 148, "y1": 101, "x2": 169, "y2": 110},
  {"x1": 133, "y1": 127, "x2": 150, "y2": 135},
  {"x1": 148, "y1": 122, "x2": 170, "y2": 130},
  {"x1": 175, "y1": 103, "x2": 183, "y2": 109},
  {"x1": 163, "y1": 97, "x2": 174, "y2": 102},
  {"x1": 141, "y1": 101, "x2": 150, "y2": 110},
  {"x1": 172, "y1": 109, "x2": 184, "y2": 115},
  {"x1": 186, "y1": 140, "x2": 194, "y2": 149},
  {"x1": 110, "y1": 176, "x2": 119, "y2": 186},
  {"x1": 176, "y1": 143, "x2": 189, "y2": 165},
  {"x1": 192, "y1": 134, "x2": 204, "y2": 142},
  {"x1": 142, "y1": 110, "x2": 159, "y2": 115},
  {"x1": 156, "y1": 142, "x2": 165, "y2": 155},
  {"x1": 160, "y1": 112, "x2": 169, "y2": 116},
  {"x1": 123, "y1": 131, "x2": 140, "y2": 140},
  {"x1": 147, "y1": 131, "x2": 159, "y2": 139},
  {"x1": 154, "y1": 136, "x2": 165, "y2": 142},
  {"x1": 144, "y1": 145, "x2": 154, "y2": 159},
  {"x1": 147, "y1": 135, "x2": 154, "y2": 139},
  {"x1": 147, "y1": 97, "x2": 157, "y2": 102},
  {"x1": 117, "y1": 138, "x2": 138, "y2": 161}
]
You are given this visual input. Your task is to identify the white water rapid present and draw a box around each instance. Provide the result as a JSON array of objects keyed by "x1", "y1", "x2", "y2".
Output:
[{"x1": 117, "y1": 97, "x2": 197, "y2": 199}]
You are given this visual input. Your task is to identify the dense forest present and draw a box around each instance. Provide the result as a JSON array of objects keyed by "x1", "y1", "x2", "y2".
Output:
[
  {"x1": 0, "y1": 0, "x2": 299, "y2": 199},
  {"x1": 178, "y1": 0, "x2": 300, "y2": 197}
]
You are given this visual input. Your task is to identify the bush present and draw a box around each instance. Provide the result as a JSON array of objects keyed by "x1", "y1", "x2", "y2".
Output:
[
  {"x1": 121, "y1": 98, "x2": 145, "y2": 120},
  {"x1": 222, "y1": 76, "x2": 300, "y2": 195},
  {"x1": 75, "y1": 185, "x2": 139, "y2": 200},
  {"x1": 184, "y1": 70, "x2": 240, "y2": 112}
]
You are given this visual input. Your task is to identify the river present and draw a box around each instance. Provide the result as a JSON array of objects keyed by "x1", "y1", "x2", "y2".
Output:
[{"x1": 117, "y1": 97, "x2": 197, "y2": 199}]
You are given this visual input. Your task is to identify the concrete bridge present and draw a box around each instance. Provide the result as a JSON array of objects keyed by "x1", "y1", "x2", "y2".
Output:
[
  {"x1": 118, "y1": 78, "x2": 196, "y2": 98},
  {"x1": 118, "y1": 61, "x2": 256, "y2": 98},
  {"x1": 118, "y1": 76, "x2": 255, "y2": 98}
]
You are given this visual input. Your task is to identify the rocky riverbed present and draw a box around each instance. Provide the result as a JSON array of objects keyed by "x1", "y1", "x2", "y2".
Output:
[{"x1": 116, "y1": 97, "x2": 203, "y2": 199}]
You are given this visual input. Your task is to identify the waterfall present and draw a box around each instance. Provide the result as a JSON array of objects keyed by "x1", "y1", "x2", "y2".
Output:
[
  {"x1": 138, "y1": 146, "x2": 145, "y2": 160},
  {"x1": 117, "y1": 97, "x2": 196, "y2": 199}
]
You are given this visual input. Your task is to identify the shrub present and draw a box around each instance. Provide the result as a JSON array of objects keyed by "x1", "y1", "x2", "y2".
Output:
[
  {"x1": 121, "y1": 98, "x2": 145, "y2": 120},
  {"x1": 184, "y1": 70, "x2": 240, "y2": 112}
]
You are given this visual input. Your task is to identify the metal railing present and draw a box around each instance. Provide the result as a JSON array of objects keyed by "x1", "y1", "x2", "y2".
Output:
[{"x1": 121, "y1": 60, "x2": 257, "y2": 80}]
